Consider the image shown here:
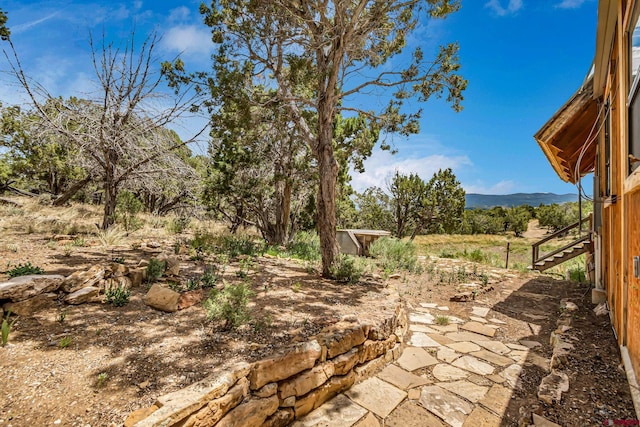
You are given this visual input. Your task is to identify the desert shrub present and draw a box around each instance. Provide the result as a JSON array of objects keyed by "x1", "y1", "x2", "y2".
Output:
[
  {"x1": 7, "y1": 262, "x2": 44, "y2": 278},
  {"x1": 286, "y1": 231, "x2": 321, "y2": 261},
  {"x1": 461, "y1": 248, "x2": 487, "y2": 263},
  {"x1": 105, "y1": 285, "x2": 131, "y2": 307},
  {"x1": 116, "y1": 191, "x2": 144, "y2": 232},
  {"x1": 167, "y1": 216, "x2": 191, "y2": 234},
  {"x1": 368, "y1": 237, "x2": 418, "y2": 272},
  {"x1": 189, "y1": 230, "x2": 217, "y2": 254},
  {"x1": 96, "y1": 226, "x2": 126, "y2": 247},
  {"x1": 218, "y1": 233, "x2": 263, "y2": 258},
  {"x1": 329, "y1": 254, "x2": 364, "y2": 283},
  {"x1": 146, "y1": 258, "x2": 166, "y2": 283},
  {"x1": 568, "y1": 267, "x2": 587, "y2": 283},
  {"x1": 200, "y1": 265, "x2": 220, "y2": 288},
  {"x1": 203, "y1": 282, "x2": 253, "y2": 329}
]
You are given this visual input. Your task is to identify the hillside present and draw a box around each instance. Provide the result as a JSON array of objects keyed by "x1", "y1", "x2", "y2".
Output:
[{"x1": 465, "y1": 192, "x2": 577, "y2": 209}]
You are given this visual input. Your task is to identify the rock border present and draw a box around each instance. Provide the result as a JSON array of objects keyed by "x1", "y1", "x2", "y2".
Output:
[{"x1": 125, "y1": 302, "x2": 407, "y2": 427}]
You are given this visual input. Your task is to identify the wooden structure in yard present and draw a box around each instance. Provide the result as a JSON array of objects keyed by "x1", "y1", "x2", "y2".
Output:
[
  {"x1": 336, "y1": 229, "x2": 391, "y2": 256},
  {"x1": 535, "y1": 0, "x2": 640, "y2": 400}
]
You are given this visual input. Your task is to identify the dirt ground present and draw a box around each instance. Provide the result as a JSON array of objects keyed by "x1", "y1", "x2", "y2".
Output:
[{"x1": 0, "y1": 211, "x2": 636, "y2": 426}]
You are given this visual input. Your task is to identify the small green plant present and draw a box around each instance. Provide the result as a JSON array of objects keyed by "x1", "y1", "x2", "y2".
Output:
[
  {"x1": 63, "y1": 244, "x2": 73, "y2": 257},
  {"x1": 435, "y1": 315, "x2": 450, "y2": 326},
  {"x1": 292, "y1": 282, "x2": 302, "y2": 293},
  {"x1": 57, "y1": 310, "x2": 67, "y2": 324},
  {"x1": 1, "y1": 310, "x2": 17, "y2": 347},
  {"x1": 96, "y1": 372, "x2": 108, "y2": 387},
  {"x1": 116, "y1": 190, "x2": 144, "y2": 232},
  {"x1": 236, "y1": 257, "x2": 254, "y2": 278},
  {"x1": 72, "y1": 237, "x2": 86, "y2": 247},
  {"x1": 146, "y1": 258, "x2": 166, "y2": 284},
  {"x1": 203, "y1": 282, "x2": 253, "y2": 330},
  {"x1": 329, "y1": 254, "x2": 364, "y2": 283},
  {"x1": 7, "y1": 262, "x2": 45, "y2": 278},
  {"x1": 185, "y1": 279, "x2": 201, "y2": 291},
  {"x1": 200, "y1": 265, "x2": 219, "y2": 288},
  {"x1": 167, "y1": 216, "x2": 190, "y2": 234},
  {"x1": 480, "y1": 272, "x2": 489, "y2": 287},
  {"x1": 59, "y1": 336, "x2": 73, "y2": 348},
  {"x1": 105, "y1": 286, "x2": 131, "y2": 307},
  {"x1": 168, "y1": 281, "x2": 183, "y2": 292}
]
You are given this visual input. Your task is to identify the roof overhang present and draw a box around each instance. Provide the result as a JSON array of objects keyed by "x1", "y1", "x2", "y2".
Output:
[
  {"x1": 593, "y1": 0, "x2": 617, "y2": 98},
  {"x1": 534, "y1": 76, "x2": 598, "y2": 184}
]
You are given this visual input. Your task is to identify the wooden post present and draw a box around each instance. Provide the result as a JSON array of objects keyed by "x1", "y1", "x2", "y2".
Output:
[{"x1": 505, "y1": 242, "x2": 510, "y2": 269}]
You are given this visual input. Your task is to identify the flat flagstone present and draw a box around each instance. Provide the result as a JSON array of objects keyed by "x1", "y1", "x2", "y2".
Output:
[
  {"x1": 509, "y1": 350, "x2": 527, "y2": 363},
  {"x1": 469, "y1": 316, "x2": 487, "y2": 323},
  {"x1": 499, "y1": 364, "x2": 523, "y2": 389},
  {"x1": 437, "y1": 380, "x2": 489, "y2": 403},
  {"x1": 506, "y1": 343, "x2": 530, "y2": 351},
  {"x1": 471, "y1": 306, "x2": 490, "y2": 317},
  {"x1": 525, "y1": 352, "x2": 550, "y2": 372},
  {"x1": 345, "y1": 377, "x2": 407, "y2": 418},
  {"x1": 445, "y1": 341, "x2": 481, "y2": 354},
  {"x1": 436, "y1": 306, "x2": 450, "y2": 311},
  {"x1": 385, "y1": 401, "x2": 446, "y2": 427},
  {"x1": 532, "y1": 413, "x2": 562, "y2": 427},
  {"x1": 522, "y1": 312, "x2": 548, "y2": 321},
  {"x1": 354, "y1": 412, "x2": 380, "y2": 427},
  {"x1": 469, "y1": 350, "x2": 513, "y2": 367},
  {"x1": 452, "y1": 355, "x2": 495, "y2": 375},
  {"x1": 461, "y1": 322, "x2": 496, "y2": 337},
  {"x1": 519, "y1": 340, "x2": 542, "y2": 349},
  {"x1": 462, "y1": 407, "x2": 501, "y2": 427},
  {"x1": 294, "y1": 393, "x2": 368, "y2": 427},
  {"x1": 474, "y1": 340, "x2": 511, "y2": 355},
  {"x1": 409, "y1": 332, "x2": 442, "y2": 348},
  {"x1": 431, "y1": 324, "x2": 459, "y2": 333},
  {"x1": 432, "y1": 364, "x2": 470, "y2": 381},
  {"x1": 446, "y1": 331, "x2": 489, "y2": 342},
  {"x1": 420, "y1": 302, "x2": 438, "y2": 309},
  {"x1": 397, "y1": 347, "x2": 438, "y2": 371},
  {"x1": 446, "y1": 315, "x2": 465, "y2": 324},
  {"x1": 466, "y1": 373, "x2": 494, "y2": 387},
  {"x1": 410, "y1": 312, "x2": 435, "y2": 324},
  {"x1": 488, "y1": 318, "x2": 506, "y2": 324},
  {"x1": 427, "y1": 333, "x2": 455, "y2": 345},
  {"x1": 419, "y1": 386, "x2": 474, "y2": 427},
  {"x1": 410, "y1": 324, "x2": 438, "y2": 333},
  {"x1": 479, "y1": 384, "x2": 512, "y2": 416},
  {"x1": 437, "y1": 347, "x2": 461, "y2": 363},
  {"x1": 378, "y1": 364, "x2": 430, "y2": 390},
  {"x1": 528, "y1": 323, "x2": 542, "y2": 335},
  {"x1": 486, "y1": 374, "x2": 505, "y2": 384}
]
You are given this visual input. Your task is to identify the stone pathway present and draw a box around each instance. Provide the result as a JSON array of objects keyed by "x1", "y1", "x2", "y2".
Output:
[{"x1": 294, "y1": 302, "x2": 560, "y2": 427}]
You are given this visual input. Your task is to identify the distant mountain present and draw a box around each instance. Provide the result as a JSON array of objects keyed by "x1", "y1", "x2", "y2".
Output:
[{"x1": 465, "y1": 193, "x2": 578, "y2": 209}]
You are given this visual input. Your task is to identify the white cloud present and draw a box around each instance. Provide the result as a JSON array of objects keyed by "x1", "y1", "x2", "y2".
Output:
[
  {"x1": 463, "y1": 180, "x2": 517, "y2": 195},
  {"x1": 12, "y1": 11, "x2": 60, "y2": 35},
  {"x1": 168, "y1": 6, "x2": 191, "y2": 23},
  {"x1": 349, "y1": 149, "x2": 472, "y2": 193},
  {"x1": 160, "y1": 25, "x2": 213, "y2": 58},
  {"x1": 485, "y1": 0, "x2": 523, "y2": 16},
  {"x1": 555, "y1": 0, "x2": 587, "y2": 9}
]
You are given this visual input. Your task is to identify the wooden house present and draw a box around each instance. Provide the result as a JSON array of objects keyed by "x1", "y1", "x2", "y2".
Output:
[{"x1": 534, "y1": 0, "x2": 640, "y2": 397}]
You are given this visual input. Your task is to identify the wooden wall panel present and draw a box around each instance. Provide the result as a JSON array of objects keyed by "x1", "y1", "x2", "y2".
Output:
[{"x1": 626, "y1": 191, "x2": 640, "y2": 376}]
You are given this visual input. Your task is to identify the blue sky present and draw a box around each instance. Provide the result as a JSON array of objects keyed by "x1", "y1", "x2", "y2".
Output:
[{"x1": 0, "y1": 0, "x2": 598, "y2": 195}]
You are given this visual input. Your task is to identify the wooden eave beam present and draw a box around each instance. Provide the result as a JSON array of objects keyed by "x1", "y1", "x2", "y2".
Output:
[{"x1": 594, "y1": 0, "x2": 617, "y2": 98}]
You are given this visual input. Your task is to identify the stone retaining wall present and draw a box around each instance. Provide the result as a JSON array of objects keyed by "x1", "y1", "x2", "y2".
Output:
[{"x1": 126, "y1": 304, "x2": 407, "y2": 427}]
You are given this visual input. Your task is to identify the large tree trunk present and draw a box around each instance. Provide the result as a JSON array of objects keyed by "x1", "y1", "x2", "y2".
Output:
[
  {"x1": 102, "y1": 181, "x2": 118, "y2": 229},
  {"x1": 316, "y1": 115, "x2": 339, "y2": 277}
]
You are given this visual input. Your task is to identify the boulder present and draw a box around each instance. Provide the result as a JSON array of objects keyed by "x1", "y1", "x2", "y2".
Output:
[
  {"x1": 178, "y1": 289, "x2": 206, "y2": 310},
  {"x1": 109, "y1": 262, "x2": 129, "y2": 278},
  {"x1": 0, "y1": 275, "x2": 64, "y2": 302},
  {"x1": 162, "y1": 256, "x2": 181, "y2": 277},
  {"x1": 65, "y1": 286, "x2": 101, "y2": 305},
  {"x1": 103, "y1": 276, "x2": 132, "y2": 293},
  {"x1": 61, "y1": 265, "x2": 105, "y2": 293},
  {"x1": 128, "y1": 267, "x2": 147, "y2": 287},
  {"x1": 3, "y1": 292, "x2": 57, "y2": 316},
  {"x1": 144, "y1": 284, "x2": 180, "y2": 312}
]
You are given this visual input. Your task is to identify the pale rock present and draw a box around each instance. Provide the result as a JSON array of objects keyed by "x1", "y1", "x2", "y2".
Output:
[
  {"x1": 437, "y1": 346, "x2": 461, "y2": 363},
  {"x1": 0, "y1": 275, "x2": 64, "y2": 302},
  {"x1": 471, "y1": 306, "x2": 490, "y2": 317},
  {"x1": 294, "y1": 372, "x2": 355, "y2": 419},
  {"x1": 445, "y1": 341, "x2": 481, "y2": 354},
  {"x1": 520, "y1": 340, "x2": 542, "y2": 349},
  {"x1": 396, "y1": 347, "x2": 438, "y2": 371},
  {"x1": 408, "y1": 332, "x2": 441, "y2": 347},
  {"x1": 431, "y1": 364, "x2": 470, "y2": 381},
  {"x1": 249, "y1": 340, "x2": 322, "y2": 390},
  {"x1": 532, "y1": 413, "x2": 562, "y2": 427},
  {"x1": 278, "y1": 362, "x2": 334, "y2": 399},
  {"x1": 321, "y1": 324, "x2": 367, "y2": 358},
  {"x1": 419, "y1": 385, "x2": 474, "y2": 427},
  {"x1": 377, "y1": 364, "x2": 429, "y2": 390},
  {"x1": 538, "y1": 371, "x2": 569, "y2": 404},
  {"x1": 109, "y1": 262, "x2": 129, "y2": 277},
  {"x1": 437, "y1": 380, "x2": 489, "y2": 403},
  {"x1": 143, "y1": 284, "x2": 180, "y2": 313},
  {"x1": 292, "y1": 394, "x2": 367, "y2": 427},
  {"x1": 469, "y1": 316, "x2": 487, "y2": 323},
  {"x1": 216, "y1": 395, "x2": 279, "y2": 427},
  {"x1": 345, "y1": 377, "x2": 406, "y2": 418},
  {"x1": 500, "y1": 364, "x2": 523, "y2": 389},
  {"x1": 3, "y1": 292, "x2": 57, "y2": 316},
  {"x1": 410, "y1": 312, "x2": 435, "y2": 325},
  {"x1": 65, "y1": 287, "x2": 100, "y2": 305},
  {"x1": 478, "y1": 385, "x2": 512, "y2": 416},
  {"x1": 61, "y1": 266, "x2": 105, "y2": 293},
  {"x1": 474, "y1": 340, "x2": 511, "y2": 355},
  {"x1": 462, "y1": 407, "x2": 501, "y2": 427},
  {"x1": 461, "y1": 321, "x2": 496, "y2": 337},
  {"x1": 469, "y1": 349, "x2": 513, "y2": 367},
  {"x1": 254, "y1": 382, "x2": 277, "y2": 398},
  {"x1": 488, "y1": 318, "x2": 506, "y2": 324},
  {"x1": 452, "y1": 355, "x2": 495, "y2": 375}
]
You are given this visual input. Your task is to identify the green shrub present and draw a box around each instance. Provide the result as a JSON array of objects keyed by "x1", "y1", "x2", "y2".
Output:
[
  {"x1": 7, "y1": 262, "x2": 45, "y2": 278},
  {"x1": 368, "y1": 237, "x2": 418, "y2": 272},
  {"x1": 200, "y1": 265, "x2": 219, "y2": 288},
  {"x1": 116, "y1": 190, "x2": 144, "y2": 232},
  {"x1": 286, "y1": 231, "x2": 321, "y2": 261},
  {"x1": 146, "y1": 259, "x2": 166, "y2": 284},
  {"x1": 203, "y1": 282, "x2": 253, "y2": 329},
  {"x1": 218, "y1": 234, "x2": 263, "y2": 258},
  {"x1": 58, "y1": 336, "x2": 73, "y2": 348},
  {"x1": 569, "y1": 268, "x2": 587, "y2": 283},
  {"x1": 167, "y1": 216, "x2": 191, "y2": 234},
  {"x1": 329, "y1": 254, "x2": 364, "y2": 283},
  {"x1": 105, "y1": 285, "x2": 131, "y2": 307}
]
